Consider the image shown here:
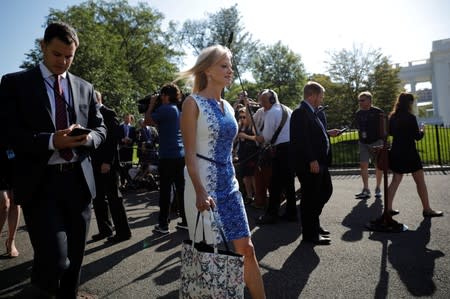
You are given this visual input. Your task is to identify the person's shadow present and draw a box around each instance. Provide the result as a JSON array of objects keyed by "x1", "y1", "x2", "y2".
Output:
[
  {"x1": 342, "y1": 195, "x2": 383, "y2": 242},
  {"x1": 245, "y1": 202, "x2": 320, "y2": 298},
  {"x1": 369, "y1": 217, "x2": 444, "y2": 298},
  {"x1": 260, "y1": 240, "x2": 320, "y2": 298}
]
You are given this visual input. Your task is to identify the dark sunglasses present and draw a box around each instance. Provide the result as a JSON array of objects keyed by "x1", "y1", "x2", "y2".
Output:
[{"x1": 239, "y1": 116, "x2": 246, "y2": 119}]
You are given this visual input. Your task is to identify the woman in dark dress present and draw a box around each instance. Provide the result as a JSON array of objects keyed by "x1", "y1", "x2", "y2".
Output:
[
  {"x1": 387, "y1": 93, "x2": 443, "y2": 217},
  {"x1": 236, "y1": 107, "x2": 258, "y2": 204}
]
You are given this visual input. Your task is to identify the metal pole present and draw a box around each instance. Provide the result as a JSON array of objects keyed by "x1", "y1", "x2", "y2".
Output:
[{"x1": 435, "y1": 125, "x2": 442, "y2": 167}]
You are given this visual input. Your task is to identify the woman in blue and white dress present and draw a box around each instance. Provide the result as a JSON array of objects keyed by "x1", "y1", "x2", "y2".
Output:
[{"x1": 179, "y1": 45, "x2": 266, "y2": 298}]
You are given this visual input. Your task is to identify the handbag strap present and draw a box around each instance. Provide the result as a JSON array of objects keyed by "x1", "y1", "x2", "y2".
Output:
[
  {"x1": 194, "y1": 211, "x2": 207, "y2": 242},
  {"x1": 193, "y1": 209, "x2": 231, "y2": 253}
]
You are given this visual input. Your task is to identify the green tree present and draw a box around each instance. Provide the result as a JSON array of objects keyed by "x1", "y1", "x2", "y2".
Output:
[
  {"x1": 367, "y1": 57, "x2": 402, "y2": 114},
  {"x1": 251, "y1": 41, "x2": 307, "y2": 108},
  {"x1": 309, "y1": 73, "x2": 349, "y2": 128},
  {"x1": 178, "y1": 4, "x2": 259, "y2": 79},
  {"x1": 21, "y1": 0, "x2": 182, "y2": 117},
  {"x1": 325, "y1": 44, "x2": 386, "y2": 126},
  {"x1": 226, "y1": 80, "x2": 260, "y2": 103}
]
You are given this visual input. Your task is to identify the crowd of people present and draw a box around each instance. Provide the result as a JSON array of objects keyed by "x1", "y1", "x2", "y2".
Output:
[{"x1": 0, "y1": 22, "x2": 444, "y2": 298}]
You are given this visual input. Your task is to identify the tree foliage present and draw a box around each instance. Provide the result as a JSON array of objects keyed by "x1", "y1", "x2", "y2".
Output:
[
  {"x1": 178, "y1": 4, "x2": 259, "y2": 82},
  {"x1": 367, "y1": 57, "x2": 402, "y2": 114},
  {"x1": 324, "y1": 45, "x2": 400, "y2": 127},
  {"x1": 21, "y1": 0, "x2": 182, "y2": 117},
  {"x1": 308, "y1": 74, "x2": 349, "y2": 128},
  {"x1": 251, "y1": 41, "x2": 307, "y2": 108}
]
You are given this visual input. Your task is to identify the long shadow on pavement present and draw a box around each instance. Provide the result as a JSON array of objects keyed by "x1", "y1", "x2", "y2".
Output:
[
  {"x1": 342, "y1": 195, "x2": 383, "y2": 242},
  {"x1": 247, "y1": 203, "x2": 318, "y2": 298},
  {"x1": 261, "y1": 240, "x2": 319, "y2": 298},
  {"x1": 369, "y1": 217, "x2": 444, "y2": 298},
  {"x1": 0, "y1": 260, "x2": 33, "y2": 298}
]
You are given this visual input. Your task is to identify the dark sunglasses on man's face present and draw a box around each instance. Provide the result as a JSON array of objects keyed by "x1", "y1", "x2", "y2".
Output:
[{"x1": 239, "y1": 116, "x2": 246, "y2": 119}]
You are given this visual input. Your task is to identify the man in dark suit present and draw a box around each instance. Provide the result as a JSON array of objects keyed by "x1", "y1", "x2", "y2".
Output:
[
  {"x1": 118, "y1": 113, "x2": 136, "y2": 188},
  {"x1": 290, "y1": 81, "x2": 339, "y2": 245},
  {"x1": 1, "y1": 22, "x2": 106, "y2": 298},
  {"x1": 92, "y1": 91, "x2": 131, "y2": 243}
]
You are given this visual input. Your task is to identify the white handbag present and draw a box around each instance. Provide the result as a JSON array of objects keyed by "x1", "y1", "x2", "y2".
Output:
[{"x1": 179, "y1": 210, "x2": 244, "y2": 298}]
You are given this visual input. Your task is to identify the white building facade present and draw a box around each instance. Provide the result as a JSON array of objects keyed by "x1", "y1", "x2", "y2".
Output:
[{"x1": 398, "y1": 38, "x2": 450, "y2": 125}]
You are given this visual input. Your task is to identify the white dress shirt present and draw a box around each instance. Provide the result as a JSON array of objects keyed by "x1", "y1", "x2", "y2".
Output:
[{"x1": 261, "y1": 103, "x2": 292, "y2": 146}]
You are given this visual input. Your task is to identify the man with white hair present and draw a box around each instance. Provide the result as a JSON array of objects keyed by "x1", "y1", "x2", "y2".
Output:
[{"x1": 254, "y1": 89, "x2": 297, "y2": 225}]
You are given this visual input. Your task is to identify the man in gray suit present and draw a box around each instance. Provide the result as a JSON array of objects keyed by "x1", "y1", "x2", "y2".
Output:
[{"x1": 1, "y1": 22, "x2": 106, "y2": 298}]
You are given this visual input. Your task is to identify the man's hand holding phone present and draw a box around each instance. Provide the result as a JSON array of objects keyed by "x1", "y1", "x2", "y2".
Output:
[
  {"x1": 69, "y1": 127, "x2": 91, "y2": 136},
  {"x1": 336, "y1": 127, "x2": 349, "y2": 136},
  {"x1": 53, "y1": 124, "x2": 91, "y2": 149}
]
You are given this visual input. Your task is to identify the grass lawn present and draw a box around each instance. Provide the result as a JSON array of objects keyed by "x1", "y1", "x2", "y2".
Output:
[{"x1": 330, "y1": 126, "x2": 450, "y2": 167}]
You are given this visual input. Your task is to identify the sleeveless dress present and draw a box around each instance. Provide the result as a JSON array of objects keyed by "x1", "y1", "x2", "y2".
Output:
[
  {"x1": 389, "y1": 112, "x2": 424, "y2": 173},
  {"x1": 184, "y1": 94, "x2": 250, "y2": 244},
  {"x1": 237, "y1": 126, "x2": 259, "y2": 177}
]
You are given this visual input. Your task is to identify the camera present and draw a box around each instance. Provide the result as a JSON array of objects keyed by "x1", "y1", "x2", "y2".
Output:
[
  {"x1": 137, "y1": 92, "x2": 161, "y2": 113},
  {"x1": 137, "y1": 95, "x2": 151, "y2": 114}
]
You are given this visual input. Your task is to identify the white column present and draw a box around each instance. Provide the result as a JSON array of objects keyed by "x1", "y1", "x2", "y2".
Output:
[{"x1": 410, "y1": 81, "x2": 418, "y2": 115}]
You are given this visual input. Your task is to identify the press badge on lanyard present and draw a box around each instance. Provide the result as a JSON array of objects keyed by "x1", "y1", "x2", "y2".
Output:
[{"x1": 6, "y1": 149, "x2": 15, "y2": 160}]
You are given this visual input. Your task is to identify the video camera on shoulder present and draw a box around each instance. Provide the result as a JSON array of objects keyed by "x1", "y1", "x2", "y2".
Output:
[{"x1": 137, "y1": 91, "x2": 161, "y2": 113}]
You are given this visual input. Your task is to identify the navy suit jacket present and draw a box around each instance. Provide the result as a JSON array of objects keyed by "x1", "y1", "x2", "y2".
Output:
[
  {"x1": 1, "y1": 66, "x2": 106, "y2": 204},
  {"x1": 92, "y1": 105, "x2": 120, "y2": 170},
  {"x1": 290, "y1": 100, "x2": 331, "y2": 175}
]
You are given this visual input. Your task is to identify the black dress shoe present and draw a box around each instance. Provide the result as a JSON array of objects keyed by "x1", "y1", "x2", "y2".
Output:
[
  {"x1": 107, "y1": 234, "x2": 131, "y2": 243},
  {"x1": 303, "y1": 236, "x2": 331, "y2": 245},
  {"x1": 92, "y1": 233, "x2": 113, "y2": 241},
  {"x1": 255, "y1": 214, "x2": 278, "y2": 225},
  {"x1": 319, "y1": 227, "x2": 330, "y2": 235},
  {"x1": 389, "y1": 209, "x2": 400, "y2": 216}
]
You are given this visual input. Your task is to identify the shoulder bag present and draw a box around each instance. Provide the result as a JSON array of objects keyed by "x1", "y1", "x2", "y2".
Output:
[{"x1": 180, "y1": 210, "x2": 244, "y2": 298}]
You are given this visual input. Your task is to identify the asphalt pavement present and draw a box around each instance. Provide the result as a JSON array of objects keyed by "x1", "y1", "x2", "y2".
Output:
[{"x1": 1, "y1": 171, "x2": 449, "y2": 298}]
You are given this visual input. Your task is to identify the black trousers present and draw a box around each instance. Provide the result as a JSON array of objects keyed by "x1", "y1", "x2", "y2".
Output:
[
  {"x1": 266, "y1": 143, "x2": 297, "y2": 218},
  {"x1": 298, "y1": 166, "x2": 333, "y2": 240},
  {"x1": 21, "y1": 164, "x2": 91, "y2": 299},
  {"x1": 158, "y1": 157, "x2": 186, "y2": 226},
  {"x1": 118, "y1": 162, "x2": 133, "y2": 187},
  {"x1": 93, "y1": 169, "x2": 131, "y2": 237}
]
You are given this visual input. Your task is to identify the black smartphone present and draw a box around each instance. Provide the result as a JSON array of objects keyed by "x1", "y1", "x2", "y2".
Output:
[
  {"x1": 69, "y1": 127, "x2": 91, "y2": 136},
  {"x1": 337, "y1": 127, "x2": 349, "y2": 136}
]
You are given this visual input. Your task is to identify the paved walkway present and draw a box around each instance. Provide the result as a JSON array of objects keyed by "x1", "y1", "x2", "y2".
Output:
[{"x1": 1, "y1": 172, "x2": 449, "y2": 298}]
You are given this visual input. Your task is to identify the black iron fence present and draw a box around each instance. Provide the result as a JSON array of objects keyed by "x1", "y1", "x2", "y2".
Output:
[{"x1": 330, "y1": 125, "x2": 450, "y2": 169}]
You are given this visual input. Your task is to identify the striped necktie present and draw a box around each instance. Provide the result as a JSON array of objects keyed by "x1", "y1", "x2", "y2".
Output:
[{"x1": 54, "y1": 75, "x2": 73, "y2": 161}]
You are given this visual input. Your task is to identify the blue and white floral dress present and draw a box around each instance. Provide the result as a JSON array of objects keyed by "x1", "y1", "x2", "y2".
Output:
[{"x1": 184, "y1": 94, "x2": 250, "y2": 244}]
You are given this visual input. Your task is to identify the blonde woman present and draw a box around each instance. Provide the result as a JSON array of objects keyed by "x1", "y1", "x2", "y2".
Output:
[
  {"x1": 179, "y1": 45, "x2": 266, "y2": 298},
  {"x1": 236, "y1": 107, "x2": 258, "y2": 204}
]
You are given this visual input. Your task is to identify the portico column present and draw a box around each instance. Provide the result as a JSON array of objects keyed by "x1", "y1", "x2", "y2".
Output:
[{"x1": 410, "y1": 81, "x2": 418, "y2": 115}]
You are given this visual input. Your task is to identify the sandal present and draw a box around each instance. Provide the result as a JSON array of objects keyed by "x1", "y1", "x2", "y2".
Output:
[{"x1": 5, "y1": 238, "x2": 19, "y2": 258}]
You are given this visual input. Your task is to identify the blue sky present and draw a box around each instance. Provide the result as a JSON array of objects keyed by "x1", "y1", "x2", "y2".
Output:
[{"x1": 1, "y1": 0, "x2": 450, "y2": 77}]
